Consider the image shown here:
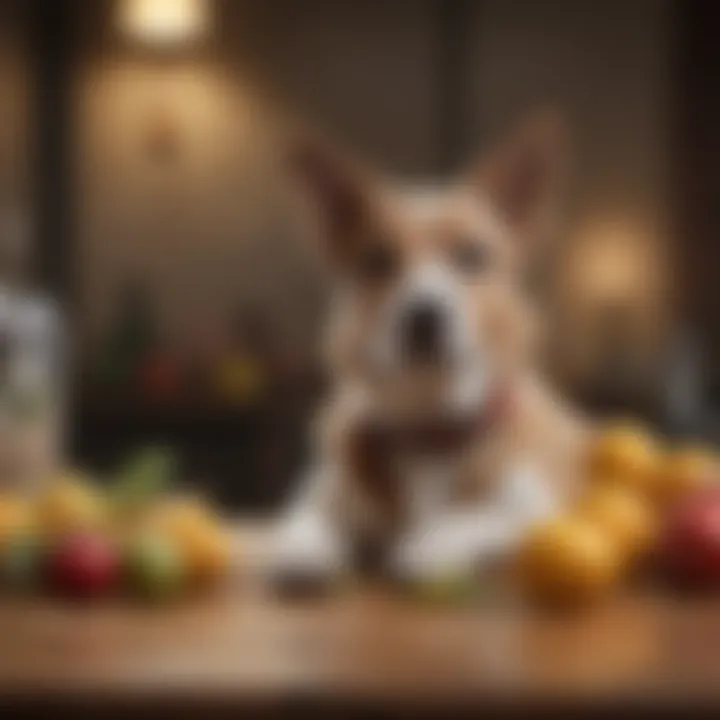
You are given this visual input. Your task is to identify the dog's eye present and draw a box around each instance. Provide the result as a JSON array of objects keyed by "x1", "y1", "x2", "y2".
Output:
[
  {"x1": 450, "y1": 241, "x2": 492, "y2": 274},
  {"x1": 354, "y1": 243, "x2": 399, "y2": 284}
]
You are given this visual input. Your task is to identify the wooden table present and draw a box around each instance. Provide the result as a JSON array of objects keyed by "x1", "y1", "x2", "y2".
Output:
[{"x1": 1, "y1": 523, "x2": 719, "y2": 716}]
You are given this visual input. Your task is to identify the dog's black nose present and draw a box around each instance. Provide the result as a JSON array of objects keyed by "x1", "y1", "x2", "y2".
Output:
[{"x1": 400, "y1": 301, "x2": 446, "y2": 362}]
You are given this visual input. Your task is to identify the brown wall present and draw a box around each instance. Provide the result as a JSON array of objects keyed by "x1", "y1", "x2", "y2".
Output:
[
  {"x1": 466, "y1": 0, "x2": 673, "y2": 390},
  {"x1": 257, "y1": 0, "x2": 439, "y2": 175},
  {"x1": 75, "y1": 0, "x2": 440, "y2": 353},
  {"x1": 75, "y1": 0, "x2": 673, "y2": 383},
  {"x1": 0, "y1": 0, "x2": 31, "y2": 276}
]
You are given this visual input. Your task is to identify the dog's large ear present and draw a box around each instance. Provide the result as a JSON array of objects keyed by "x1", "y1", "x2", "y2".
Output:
[
  {"x1": 473, "y1": 112, "x2": 567, "y2": 246},
  {"x1": 289, "y1": 138, "x2": 372, "y2": 264}
]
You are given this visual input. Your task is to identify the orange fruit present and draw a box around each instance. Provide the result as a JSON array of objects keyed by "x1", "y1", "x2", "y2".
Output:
[
  {"x1": 0, "y1": 495, "x2": 33, "y2": 549},
  {"x1": 36, "y1": 472, "x2": 107, "y2": 537},
  {"x1": 149, "y1": 495, "x2": 211, "y2": 535},
  {"x1": 148, "y1": 496, "x2": 231, "y2": 583},
  {"x1": 576, "y1": 485, "x2": 657, "y2": 560},
  {"x1": 654, "y1": 447, "x2": 717, "y2": 510},
  {"x1": 587, "y1": 424, "x2": 660, "y2": 496},
  {"x1": 518, "y1": 516, "x2": 621, "y2": 607},
  {"x1": 179, "y1": 523, "x2": 232, "y2": 583}
]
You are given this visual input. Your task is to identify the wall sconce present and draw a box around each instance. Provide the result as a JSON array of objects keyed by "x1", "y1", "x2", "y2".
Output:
[
  {"x1": 117, "y1": 0, "x2": 213, "y2": 164},
  {"x1": 118, "y1": 0, "x2": 210, "y2": 48},
  {"x1": 568, "y1": 218, "x2": 661, "y2": 312},
  {"x1": 561, "y1": 217, "x2": 670, "y2": 398}
]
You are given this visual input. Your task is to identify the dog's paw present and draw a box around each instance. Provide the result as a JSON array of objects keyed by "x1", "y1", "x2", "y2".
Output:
[
  {"x1": 391, "y1": 514, "x2": 513, "y2": 583},
  {"x1": 391, "y1": 525, "x2": 468, "y2": 583},
  {"x1": 269, "y1": 515, "x2": 346, "y2": 597},
  {"x1": 390, "y1": 530, "x2": 479, "y2": 606}
]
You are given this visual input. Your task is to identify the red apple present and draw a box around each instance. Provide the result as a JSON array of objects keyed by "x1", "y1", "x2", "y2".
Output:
[
  {"x1": 660, "y1": 488, "x2": 720, "y2": 589},
  {"x1": 47, "y1": 532, "x2": 119, "y2": 599}
]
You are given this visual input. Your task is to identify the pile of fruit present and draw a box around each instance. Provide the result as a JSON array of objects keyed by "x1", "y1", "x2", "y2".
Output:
[
  {"x1": 518, "y1": 422, "x2": 720, "y2": 608},
  {"x1": 0, "y1": 449, "x2": 232, "y2": 601}
]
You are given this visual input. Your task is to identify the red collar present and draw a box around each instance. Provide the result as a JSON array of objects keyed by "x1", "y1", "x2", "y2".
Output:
[
  {"x1": 358, "y1": 384, "x2": 514, "y2": 458},
  {"x1": 346, "y1": 385, "x2": 514, "y2": 528}
]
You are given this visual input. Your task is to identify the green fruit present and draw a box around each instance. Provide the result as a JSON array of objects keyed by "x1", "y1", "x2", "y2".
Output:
[
  {"x1": 124, "y1": 533, "x2": 186, "y2": 600},
  {"x1": 111, "y1": 447, "x2": 178, "y2": 518},
  {"x1": 410, "y1": 573, "x2": 479, "y2": 606},
  {"x1": 3, "y1": 534, "x2": 46, "y2": 593}
]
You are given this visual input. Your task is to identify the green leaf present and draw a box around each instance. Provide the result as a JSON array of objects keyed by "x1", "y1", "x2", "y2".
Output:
[{"x1": 111, "y1": 447, "x2": 177, "y2": 514}]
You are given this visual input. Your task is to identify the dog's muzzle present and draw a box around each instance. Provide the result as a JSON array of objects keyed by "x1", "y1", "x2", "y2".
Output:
[{"x1": 399, "y1": 300, "x2": 448, "y2": 364}]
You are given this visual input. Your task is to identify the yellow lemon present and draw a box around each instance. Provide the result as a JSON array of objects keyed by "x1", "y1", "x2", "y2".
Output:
[
  {"x1": 36, "y1": 472, "x2": 106, "y2": 536},
  {"x1": 518, "y1": 516, "x2": 621, "y2": 608}
]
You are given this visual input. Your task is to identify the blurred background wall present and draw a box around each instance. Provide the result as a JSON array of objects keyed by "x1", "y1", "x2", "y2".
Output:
[
  {"x1": 0, "y1": 0, "x2": 717, "y2": 506},
  {"x1": 467, "y1": 0, "x2": 673, "y2": 398},
  {"x1": 73, "y1": 0, "x2": 675, "y2": 391},
  {"x1": 0, "y1": 0, "x2": 32, "y2": 277}
]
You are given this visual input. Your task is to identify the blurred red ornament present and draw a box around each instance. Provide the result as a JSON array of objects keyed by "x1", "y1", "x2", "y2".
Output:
[
  {"x1": 139, "y1": 351, "x2": 184, "y2": 400},
  {"x1": 47, "y1": 532, "x2": 120, "y2": 600}
]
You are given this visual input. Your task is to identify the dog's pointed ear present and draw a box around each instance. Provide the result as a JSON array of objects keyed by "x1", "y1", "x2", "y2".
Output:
[
  {"x1": 288, "y1": 138, "x2": 371, "y2": 263},
  {"x1": 472, "y1": 112, "x2": 567, "y2": 246}
]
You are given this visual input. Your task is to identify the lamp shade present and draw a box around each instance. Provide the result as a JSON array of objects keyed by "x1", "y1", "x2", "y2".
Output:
[{"x1": 118, "y1": 0, "x2": 210, "y2": 47}]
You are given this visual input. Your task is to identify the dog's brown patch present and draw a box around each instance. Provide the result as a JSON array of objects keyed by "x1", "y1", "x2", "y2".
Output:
[{"x1": 345, "y1": 385, "x2": 514, "y2": 530}]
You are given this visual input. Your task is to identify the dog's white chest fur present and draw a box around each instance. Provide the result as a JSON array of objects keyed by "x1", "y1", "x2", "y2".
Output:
[
  {"x1": 390, "y1": 458, "x2": 558, "y2": 577},
  {"x1": 400, "y1": 457, "x2": 461, "y2": 526}
]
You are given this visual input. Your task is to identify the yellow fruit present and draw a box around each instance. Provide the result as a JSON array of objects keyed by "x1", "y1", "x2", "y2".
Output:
[
  {"x1": 0, "y1": 496, "x2": 33, "y2": 549},
  {"x1": 587, "y1": 424, "x2": 660, "y2": 496},
  {"x1": 149, "y1": 495, "x2": 213, "y2": 536},
  {"x1": 214, "y1": 357, "x2": 264, "y2": 403},
  {"x1": 576, "y1": 485, "x2": 657, "y2": 559},
  {"x1": 655, "y1": 447, "x2": 717, "y2": 509},
  {"x1": 148, "y1": 496, "x2": 231, "y2": 582},
  {"x1": 36, "y1": 473, "x2": 106, "y2": 536},
  {"x1": 518, "y1": 517, "x2": 621, "y2": 607},
  {"x1": 180, "y1": 523, "x2": 232, "y2": 582}
]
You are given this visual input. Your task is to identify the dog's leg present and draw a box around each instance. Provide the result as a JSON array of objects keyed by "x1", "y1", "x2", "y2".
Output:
[
  {"x1": 270, "y1": 465, "x2": 349, "y2": 591},
  {"x1": 392, "y1": 462, "x2": 558, "y2": 580}
]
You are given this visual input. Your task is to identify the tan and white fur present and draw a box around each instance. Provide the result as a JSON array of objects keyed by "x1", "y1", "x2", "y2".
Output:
[{"x1": 273, "y1": 115, "x2": 590, "y2": 582}]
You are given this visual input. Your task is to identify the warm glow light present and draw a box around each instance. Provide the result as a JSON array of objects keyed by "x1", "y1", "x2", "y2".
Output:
[
  {"x1": 566, "y1": 217, "x2": 665, "y2": 309},
  {"x1": 118, "y1": 0, "x2": 210, "y2": 46}
]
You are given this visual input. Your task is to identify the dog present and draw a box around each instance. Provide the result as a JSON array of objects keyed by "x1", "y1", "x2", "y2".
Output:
[{"x1": 272, "y1": 114, "x2": 590, "y2": 584}]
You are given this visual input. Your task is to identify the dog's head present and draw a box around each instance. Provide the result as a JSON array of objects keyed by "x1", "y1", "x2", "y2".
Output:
[{"x1": 293, "y1": 115, "x2": 566, "y2": 416}]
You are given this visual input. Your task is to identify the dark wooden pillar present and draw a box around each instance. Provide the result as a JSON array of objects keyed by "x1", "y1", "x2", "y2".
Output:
[
  {"x1": 673, "y1": 0, "x2": 720, "y2": 402},
  {"x1": 29, "y1": 0, "x2": 77, "y2": 306}
]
